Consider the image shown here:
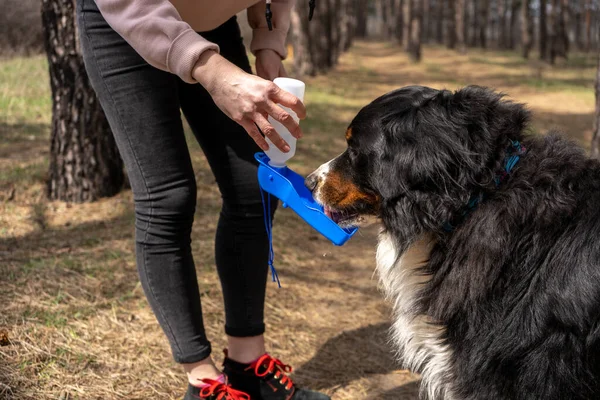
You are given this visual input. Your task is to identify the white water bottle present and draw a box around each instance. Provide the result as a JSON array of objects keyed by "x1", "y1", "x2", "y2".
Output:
[{"x1": 264, "y1": 78, "x2": 306, "y2": 168}]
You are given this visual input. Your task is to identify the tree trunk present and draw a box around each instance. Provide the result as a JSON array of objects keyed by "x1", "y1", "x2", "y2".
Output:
[
  {"x1": 455, "y1": 0, "x2": 466, "y2": 53},
  {"x1": 387, "y1": 0, "x2": 398, "y2": 40},
  {"x1": 585, "y1": 0, "x2": 592, "y2": 52},
  {"x1": 574, "y1": 2, "x2": 584, "y2": 51},
  {"x1": 395, "y1": 0, "x2": 404, "y2": 44},
  {"x1": 354, "y1": 0, "x2": 368, "y2": 38},
  {"x1": 521, "y1": 0, "x2": 533, "y2": 58},
  {"x1": 539, "y1": 0, "x2": 548, "y2": 60},
  {"x1": 379, "y1": 0, "x2": 392, "y2": 40},
  {"x1": 290, "y1": 6, "x2": 313, "y2": 75},
  {"x1": 374, "y1": 0, "x2": 384, "y2": 38},
  {"x1": 408, "y1": 0, "x2": 422, "y2": 61},
  {"x1": 341, "y1": 0, "x2": 355, "y2": 51},
  {"x1": 548, "y1": 0, "x2": 568, "y2": 64},
  {"x1": 291, "y1": 0, "x2": 352, "y2": 76},
  {"x1": 42, "y1": 0, "x2": 123, "y2": 203},
  {"x1": 446, "y1": 0, "x2": 456, "y2": 49},
  {"x1": 403, "y1": 0, "x2": 412, "y2": 50},
  {"x1": 548, "y1": 0, "x2": 558, "y2": 63},
  {"x1": 560, "y1": 0, "x2": 569, "y2": 54},
  {"x1": 497, "y1": 0, "x2": 507, "y2": 48},
  {"x1": 436, "y1": 0, "x2": 445, "y2": 44},
  {"x1": 508, "y1": 0, "x2": 520, "y2": 49},
  {"x1": 422, "y1": 0, "x2": 430, "y2": 43},
  {"x1": 478, "y1": 0, "x2": 489, "y2": 48},
  {"x1": 463, "y1": 0, "x2": 470, "y2": 47},
  {"x1": 591, "y1": 53, "x2": 600, "y2": 158},
  {"x1": 469, "y1": 0, "x2": 478, "y2": 46}
]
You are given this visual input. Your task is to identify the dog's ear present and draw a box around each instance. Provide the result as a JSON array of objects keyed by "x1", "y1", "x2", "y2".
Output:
[
  {"x1": 375, "y1": 86, "x2": 530, "y2": 243},
  {"x1": 374, "y1": 89, "x2": 482, "y2": 242},
  {"x1": 449, "y1": 85, "x2": 530, "y2": 144}
]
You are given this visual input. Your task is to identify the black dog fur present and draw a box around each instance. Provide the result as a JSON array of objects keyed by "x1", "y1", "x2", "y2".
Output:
[{"x1": 307, "y1": 85, "x2": 600, "y2": 399}]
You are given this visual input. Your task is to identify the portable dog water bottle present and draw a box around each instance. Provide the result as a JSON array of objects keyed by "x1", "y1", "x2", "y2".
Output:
[
  {"x1": 263, "y1": 78, "x2": 305, "y2": 167},
  {"x1": 257, "y1": 78, "x2": 358, "y2": 246}
]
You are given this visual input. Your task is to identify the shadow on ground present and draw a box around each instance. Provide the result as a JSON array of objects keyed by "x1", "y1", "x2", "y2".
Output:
[
  {"x1": 293, "y1": 322, "x2": 421, "y2": 398},
  {"x1": 294, "y1": 323, "x2": 397, "y2": 389}
]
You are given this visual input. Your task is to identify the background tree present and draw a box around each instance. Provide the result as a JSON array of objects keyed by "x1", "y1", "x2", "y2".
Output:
[
  {"x1": 497, "y1": 0, "x2": 508, "y2": 48},
  {"x1": 373, "y1": 0, "x2": 390, "y2": 39},
  {"x1": 478, "y1": 0, "x2": 489, "y2": 48},
  {"x1": 592, "y1": 53, "x2": 600, "y2": 158},
  {"x1": 41, "y1": 0, "x2": 123, "y2": 202},
  {"x1": 585, "y1": 0, "x2": 592, "y2": 52},
  {"x1": 521, "y1": 0, "x2": 533, "y2": 58},
  {"x1": 354, "y1": 0, "x2": 368, "y2": 38},
  {"x1": 548, "y1": 0, "x2": 569, "y2": 64},
  {"x1": 435, "y1": 0, "x2": 445, "y2": 44},
  {"x1": 572, "y1": 0, "x2": 584, "y2": 50},
  {"x1": 384, "y1": 0, "x2": 397, "y2": 40},
  {"x1": 403, "y1": 0, "x2": 412, "y2": 51},
  {"x1": 341, "y1": 0, "x2": 356, "y2": 51},
  {"x1": 446, "y1": 0, "x2": 457, "y2": 49},
  {"x1": 395, "y1": 0, "x2": 405, "y2": 44},
  {"x1": 455, "y1": 0, "x2": 466, "y2": 53},
  {"x1": 469, "y1": 0, "x2": 478, "y2": 46},
  {"x1": 290, "y1": 0, "x2": 354, "y2": 75},
  {"x1": 422, "y1": 0, "x2": 431, "y2": 43},
  {"x1": 290, "y1": 0, "x2": 600, "y2": 73},
  {"x1": 508, "y1": 0, "x2": 520, "y2": 49},
  {"x1": 408, "y1": 0, "x2": 422, "y2": 61},
  {"x1": 540, "y1": 0, "x2": 548, "y2": 60},
  {"x1": 0, "y1": 0, "x2": 44, "y2": 55}
]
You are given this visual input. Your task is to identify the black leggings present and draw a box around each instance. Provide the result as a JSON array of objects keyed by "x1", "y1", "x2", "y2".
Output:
[{"x1": 77, "y1": 0, "x2": 277, "y2": 363}]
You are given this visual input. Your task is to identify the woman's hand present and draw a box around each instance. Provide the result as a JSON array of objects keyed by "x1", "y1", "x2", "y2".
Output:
[
  {"x1": 255, "y1": 49, "x2": 287, "y2": 81},
  {"x1": 192, "y1": 50, "x2": 305, "y2": 152}
]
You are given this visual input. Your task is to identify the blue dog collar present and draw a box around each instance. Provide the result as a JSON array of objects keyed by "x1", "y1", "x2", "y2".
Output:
[{"x1": 443, "y1": 140, "x2": 527, "y2": 232}]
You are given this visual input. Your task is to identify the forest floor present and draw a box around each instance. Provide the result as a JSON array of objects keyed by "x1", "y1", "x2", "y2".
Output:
[{"x1": 1, "y1": 41, "x2": 597, "y2": 399}]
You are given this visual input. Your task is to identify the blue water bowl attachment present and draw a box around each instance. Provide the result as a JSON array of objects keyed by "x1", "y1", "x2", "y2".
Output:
[{"x1": 255, "y1": 152, "x2": 358, "y2": 246}]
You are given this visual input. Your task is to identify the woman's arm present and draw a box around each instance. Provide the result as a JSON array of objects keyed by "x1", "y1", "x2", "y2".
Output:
[
  {"x1": 247, "y1": 0, "x2": 295, "y2": 59},
  {"x1": 95, "y1": 0, "x2": 305, "y2": 152},
  {"x1": 94, "y1": 0, "x2": 219, "y2": 83}
]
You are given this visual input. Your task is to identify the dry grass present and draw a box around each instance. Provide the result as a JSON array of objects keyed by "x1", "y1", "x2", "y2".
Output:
[{"x1": 1, "y1": 42, "x2": 597, "y2": 399}]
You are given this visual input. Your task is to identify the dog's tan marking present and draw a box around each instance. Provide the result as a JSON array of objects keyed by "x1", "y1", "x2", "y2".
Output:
[
  {"x1": 345, "y1": 127, "x2": 353, "y2": 140},
  {"x1": 320, "y1": 170, "x2": 379, "y2": 209}
]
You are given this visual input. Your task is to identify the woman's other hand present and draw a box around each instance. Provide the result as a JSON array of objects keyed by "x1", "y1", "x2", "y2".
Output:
[
  {"x1": 192, "y1": 50, "x2": 305, "y2": 152},
  {"x1": 255, "y1": 49, "x2": 286, "y2": 81}
]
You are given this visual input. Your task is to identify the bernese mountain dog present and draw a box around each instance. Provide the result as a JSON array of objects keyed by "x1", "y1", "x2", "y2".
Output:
[{"x1": 305, "y1": 85, "x2": 600, "y2": 399}]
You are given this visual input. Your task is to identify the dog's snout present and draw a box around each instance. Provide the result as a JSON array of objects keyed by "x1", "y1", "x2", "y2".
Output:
[{"x1": 305, "y1": 173, "x2": 319, "y2": 192}]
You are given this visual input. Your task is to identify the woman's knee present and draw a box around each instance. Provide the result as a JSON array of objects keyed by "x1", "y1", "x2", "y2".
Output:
[{"x1": 134, "y1": 179, "x2": 197, "y2": 243}]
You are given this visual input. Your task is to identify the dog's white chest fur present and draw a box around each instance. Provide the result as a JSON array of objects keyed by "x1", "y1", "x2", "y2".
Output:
[{"x1": 376, "y1": 232, "x2": 454, "y2": 400}]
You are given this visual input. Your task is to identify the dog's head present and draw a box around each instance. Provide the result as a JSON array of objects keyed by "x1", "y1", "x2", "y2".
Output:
[{"x1": 305, "y1": 85, "x2": 530, "y2": 243}]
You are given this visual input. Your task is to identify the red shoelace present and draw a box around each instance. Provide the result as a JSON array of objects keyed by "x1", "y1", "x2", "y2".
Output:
[
  {"x1": 247, "y1": 354, "x2": 294, "y2": 391},
  {"x1": 198, "y1": 379, "x2": 250, "y2": 400}
]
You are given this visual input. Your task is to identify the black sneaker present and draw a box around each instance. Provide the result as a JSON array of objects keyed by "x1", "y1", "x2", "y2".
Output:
[
  {"x1": 183, "y1": 378, "x2": 250, "y2": 400},
  {"x1": 222, "y1": 351, "x2": 330, "y2": 400}
]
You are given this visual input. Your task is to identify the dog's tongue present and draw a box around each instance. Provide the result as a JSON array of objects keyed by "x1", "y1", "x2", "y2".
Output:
[{"x1": 324, "y1": 205, "x2": 332, "y2": 219}]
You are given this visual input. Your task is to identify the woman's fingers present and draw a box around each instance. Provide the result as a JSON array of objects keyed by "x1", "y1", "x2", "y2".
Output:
[
  {"x1": 270, "y1": 85, "x2": 307, "y2": 120},
  {"x1": 253, "y1": 113, "x2": 290, "y2": 153},
  {"x1": 265, "y1": 100, "x2": 303, "y2": 139},
  {"x1": 240, "y1": 119, "x2": 269, "y2": 151}
]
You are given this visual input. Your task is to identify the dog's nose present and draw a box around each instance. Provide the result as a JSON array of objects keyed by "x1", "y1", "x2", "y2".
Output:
[{"x1": 305, "y1": 172, "x2": 319, "y2": 192}]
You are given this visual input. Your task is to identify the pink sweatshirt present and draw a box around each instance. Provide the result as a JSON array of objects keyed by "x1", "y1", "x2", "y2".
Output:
[{"x1": 94, "y1": 0, "x2": 294, "y2": 83}]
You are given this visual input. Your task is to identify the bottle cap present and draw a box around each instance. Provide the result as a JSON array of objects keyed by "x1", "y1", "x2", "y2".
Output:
[{"x1": 273, "y1": 78, "x2": 305, "y2": 102}]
